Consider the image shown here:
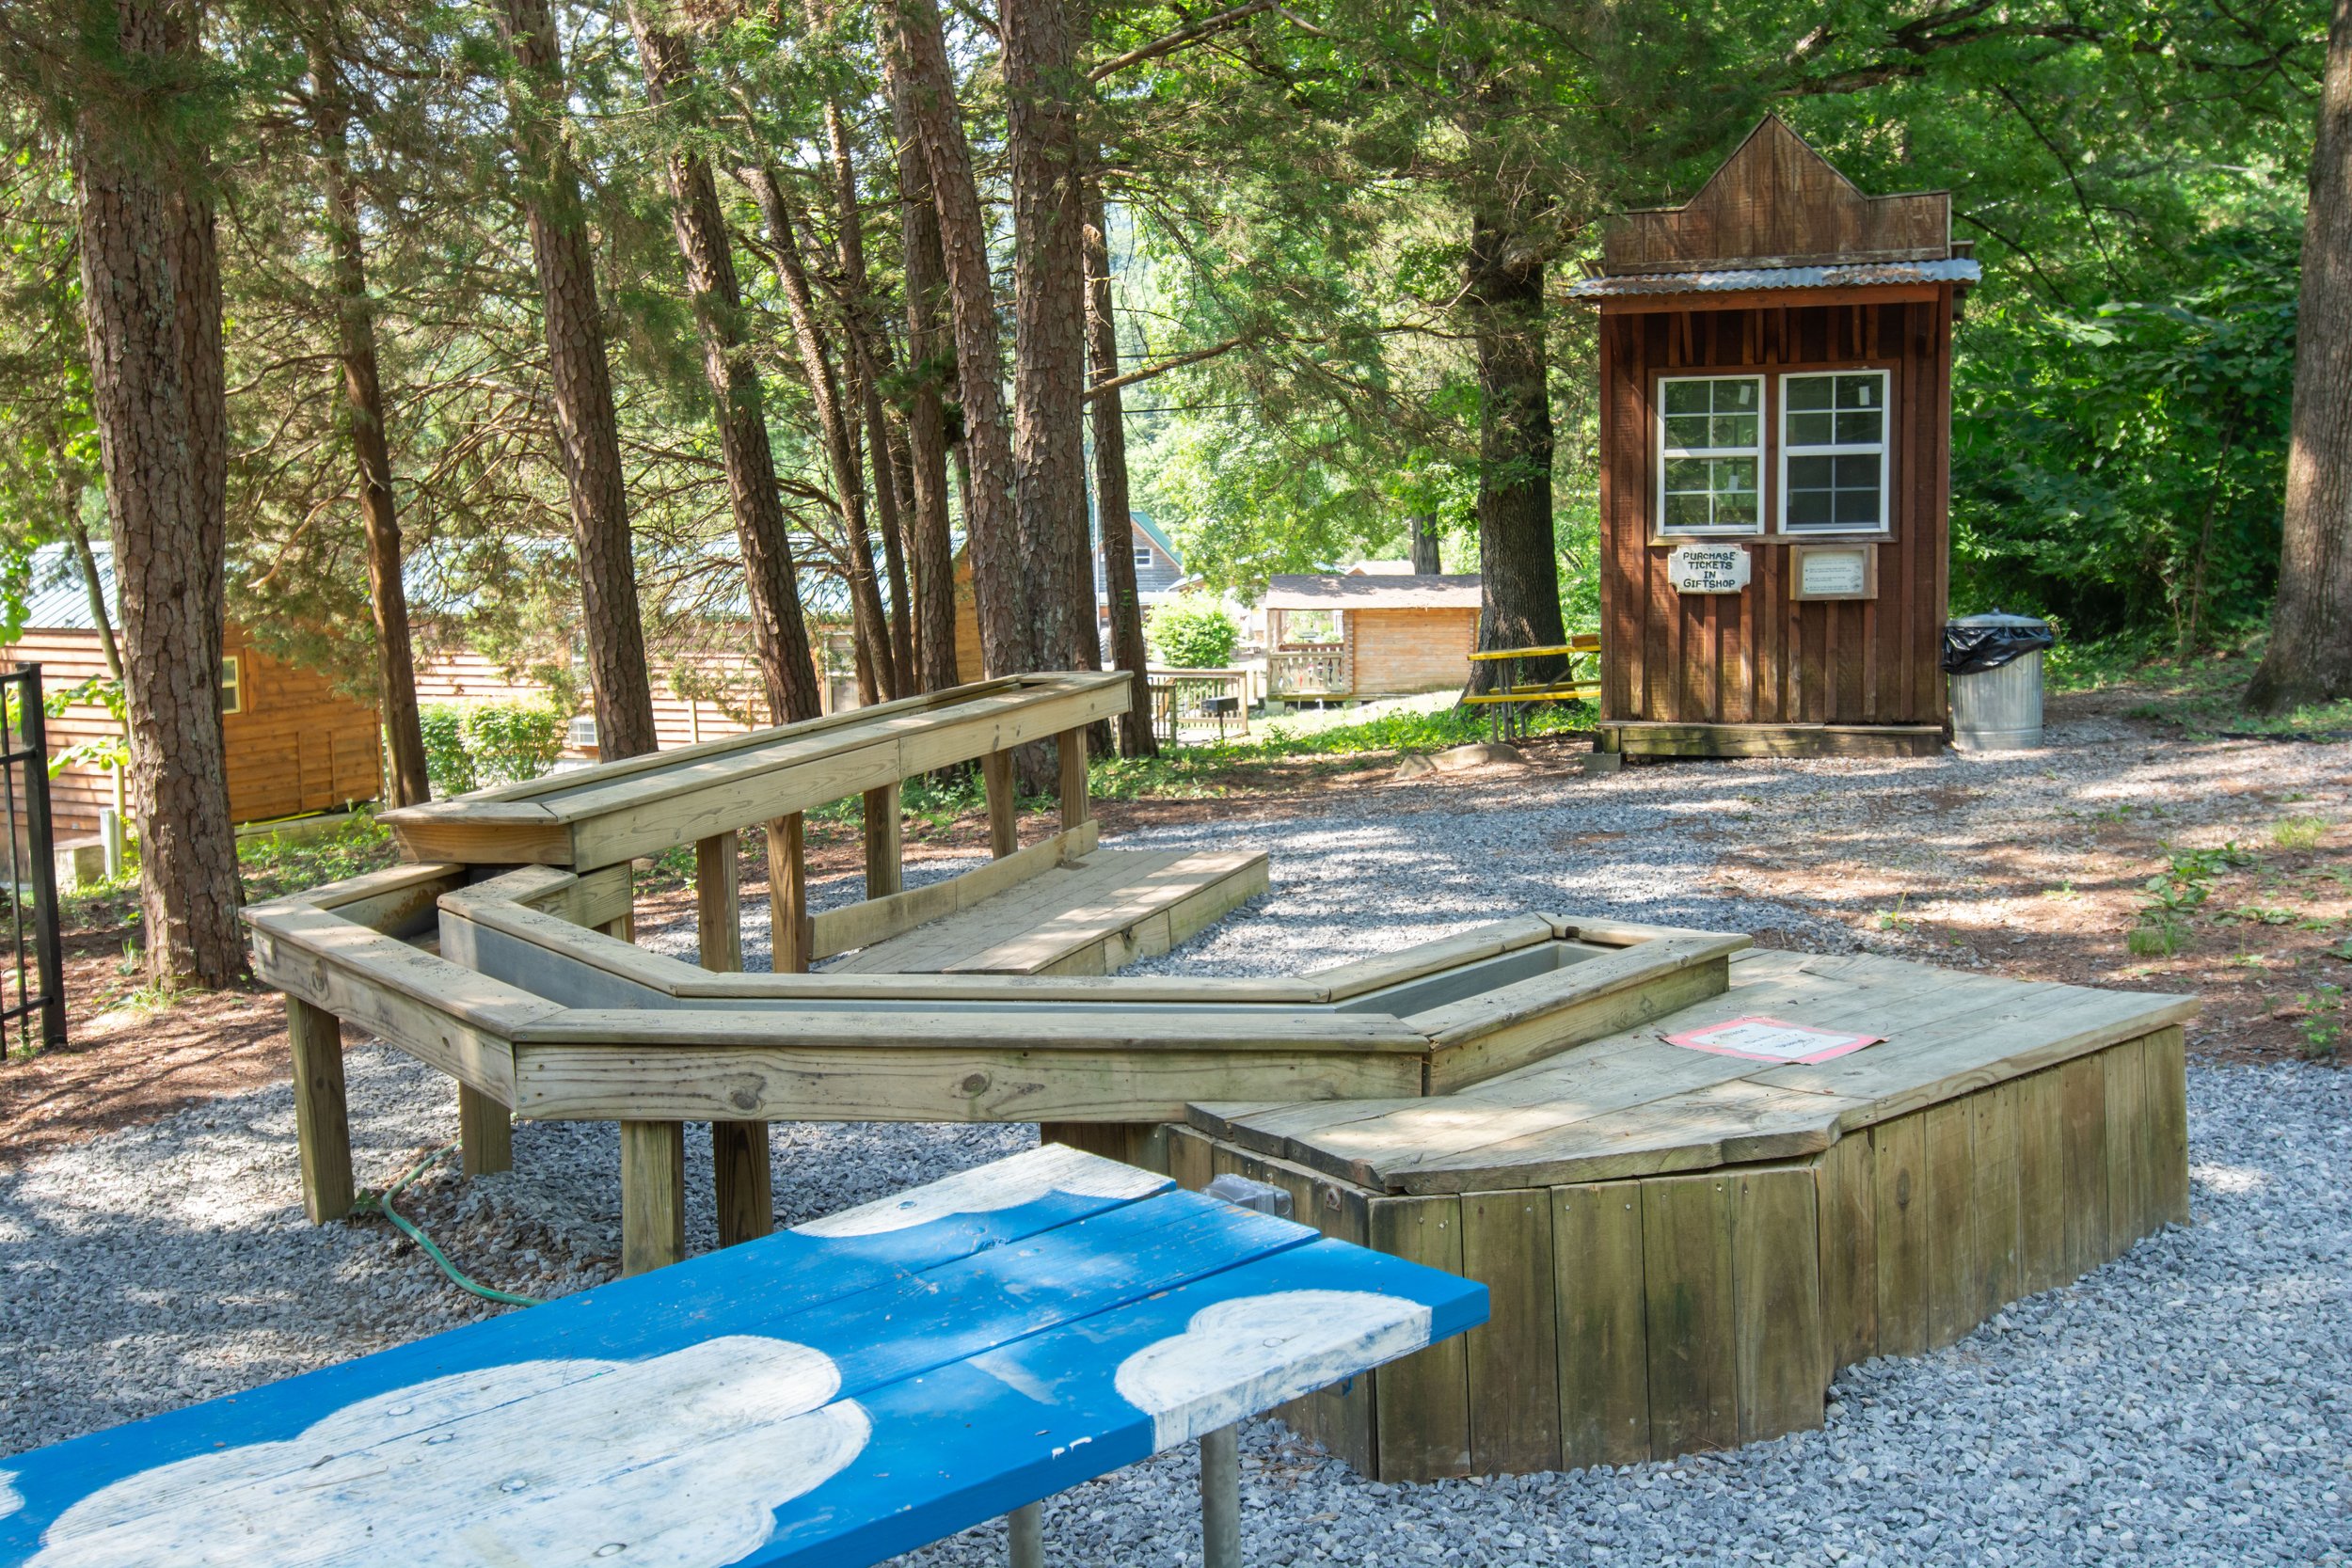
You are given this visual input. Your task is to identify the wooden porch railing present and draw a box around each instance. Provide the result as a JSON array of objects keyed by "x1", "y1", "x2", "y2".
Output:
[{"x1": 1268, "y1": 644, "x2": 1351, "y2": 699}]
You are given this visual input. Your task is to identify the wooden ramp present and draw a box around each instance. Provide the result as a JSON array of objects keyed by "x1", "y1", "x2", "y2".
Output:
[{"x1": 827, "y1": 847, "x2": 1269, "y2": 977}]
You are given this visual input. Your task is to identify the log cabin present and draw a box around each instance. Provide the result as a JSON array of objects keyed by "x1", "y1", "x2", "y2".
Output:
[
  {"x1": 1566, "y1": 116, "x2": 1980, "y2": 758},
  {"x1": 4, "y1": 543, "x2": 382, "y2": 837}
]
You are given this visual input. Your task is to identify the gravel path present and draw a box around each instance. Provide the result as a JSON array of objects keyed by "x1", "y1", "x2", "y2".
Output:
[{"x1": 3, "y1": 712, "x2": 2348, "y2": 1565}]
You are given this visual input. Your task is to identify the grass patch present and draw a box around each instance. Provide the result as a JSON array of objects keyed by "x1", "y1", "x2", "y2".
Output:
[
  {"x1": 2273, "y1": 815, "x2": 2331, "y2": 850},
  {"x1": 59, "y1": 809, "x2": 405, "y2": 941},
  {"x1": 2049, "y1": 631, "x2": 2352, "y2": 737}
]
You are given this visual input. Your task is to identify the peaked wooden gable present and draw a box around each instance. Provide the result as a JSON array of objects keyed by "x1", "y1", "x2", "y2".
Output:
[{"x1": 1601, "y1": 117, "x2": 1952, "y2": 275}]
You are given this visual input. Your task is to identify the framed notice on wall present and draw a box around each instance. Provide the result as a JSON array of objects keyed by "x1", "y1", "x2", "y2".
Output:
[{"x1": 1789, "y1": 543, "x2": 1878, "y2": 601}]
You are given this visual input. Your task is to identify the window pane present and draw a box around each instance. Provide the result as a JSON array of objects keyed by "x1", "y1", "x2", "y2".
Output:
[
  {"x1": 1787, "y1": 488, "x2": 1834, "y2": 528},
  {"x1": 1664, "y1": 457, "x2": 1713, "y2": 493},
  {"x1": 1663, "y1": 491, "x2": 1713, "y2": 530},
  {"x1": 1836, "y1": 375, "x2": 1877, "y2": 409},
  {"x1": 1715, "y1": 378, "x2": 1758, "y2": 412},
  {"x1": 1786, "y1": 375, "x2": 1833, "y2": 411},
  {"x1": 1715, "y1": 487, "x2": 1757, "y2": 526},
  {"x1": 1834, "y1": 484, "x2": 1882, "y2": 526},
  {"x1": 1662, "y1": 381, "x2": 1712, "y2": 415},
  {"x1": 1787, "y1": 411, "x2": 1835, "y2": 446},
  {"x1": 1711, "y1": 414, "x2": 1758, "y2": 448},
  {"x1": 1788, "y1": 454, "x2": 1834, "y2": 488},
  {"x1": 1663, "y1": 414, "x2": 1714, "y2": 451},
  {"x1": 1834, "y1": 453, "x2": 1878, "y2": 486},
  {"x1": 1835, "y1": 410, "x2": 1883, "y2": 444},
  {"x1": 1715, "y1": 457, "x2": 1758, "y2": 495}
]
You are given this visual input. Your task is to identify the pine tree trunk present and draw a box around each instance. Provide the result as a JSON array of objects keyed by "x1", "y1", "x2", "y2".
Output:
[
  {"x1": 744, "y1": 169, "x2": 895, "y2": 711},
  {"x1": 1005, "y1": 0, "x2": 1092, "y2": 678},
  {"x1": 889, "y1": 72, "x2": 962, "y2": 693},
  {"x1": 1084, "y1": 183, "x2": 1156, "y2": 757},
  {"x1": 70, "y1": 0, "x2": 245, "y2": 988},
  {"x1": 882, "y1": 0, "x2": 1030, "y2": 682},
  {"x1": 2248, "y1": 0, "x2": 2352, "y2": 712},
  {"x1": 311, "y1": 51, "x2": 433, "y2": 806},
  {"x1": 501, "y1": 0, "x2": 659, "y2": 759},
  {"x1": 1465, "y1": 212, "x2": 1566, "y2": 690},
  {"x1": 629, "y1": 11, "x2": 822, "y2": 724}
]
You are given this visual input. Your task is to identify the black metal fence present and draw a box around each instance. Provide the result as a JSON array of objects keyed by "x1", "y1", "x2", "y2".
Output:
[{"x1": 1, "y1": 664, "x2": 67, "y2": 1058}]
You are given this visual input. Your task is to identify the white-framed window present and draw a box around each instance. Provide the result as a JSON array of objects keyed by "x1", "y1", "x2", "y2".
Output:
[
  {"x1": 1780, "y1": 370, "x2": 1890, "y2": 533},
  {"x1": 1656, "y1": 375, "x2": 1764, "y2": 535},
  {"x1": 1132, "y1": 544, "x2": 1154, "y2": 571},
  {"x1": 219, "y1": 656, "x2": 242, "y2": 716}
]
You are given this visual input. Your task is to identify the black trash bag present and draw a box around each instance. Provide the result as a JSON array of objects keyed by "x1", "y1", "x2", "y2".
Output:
[{"x1": 1942, "y1": 618, "x2": 2055, "y2": 676}]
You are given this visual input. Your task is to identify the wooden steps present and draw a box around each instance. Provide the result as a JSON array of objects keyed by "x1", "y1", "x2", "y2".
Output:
[{"x1": 827, "y1": 847, "x2": 1270, "y2": 976}]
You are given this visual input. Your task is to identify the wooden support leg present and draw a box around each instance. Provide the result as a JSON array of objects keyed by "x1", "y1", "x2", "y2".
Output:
[
  {"x1": 620, "y1": 1119, "x2": 686, "y2": 1275},
  {"x1": 1008, "y1": 1501, "x2": 1043, "y2": 1568},
  {"x1": 458, "y1": 1083, "x2": 514, "y2": 1178},
  {"x1": 982, "y1": 749, "x2": 1018, "y2": 859},
  {"x1": 697, "y1": 830, "x2": 770, "y2": 1243},
  {"x1": 1057, "y1": 725, "x2": 1090, "y2": 831},
  {"x1": 286, "y1": 997, "x2": 355, "y2": 1224},
  {"x1": 1200, "y1": 1424, "x2": 1239, "y2": 1568},
  {"x1": 768, "y1": 814, "x2": 810, "y2": 974},
  {"x1": 863, "y1": 782, "x2": 903, "y2": 896}
]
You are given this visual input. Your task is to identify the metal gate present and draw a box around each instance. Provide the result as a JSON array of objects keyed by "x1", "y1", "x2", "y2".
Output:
[{"x1": 2, "y1": 664, "x2": 67, "y2": 1058}]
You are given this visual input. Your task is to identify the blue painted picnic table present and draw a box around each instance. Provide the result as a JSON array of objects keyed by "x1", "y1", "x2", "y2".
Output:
[{"x1": 0, "y1": 1146, "x2": 1486, "y2": 1567}]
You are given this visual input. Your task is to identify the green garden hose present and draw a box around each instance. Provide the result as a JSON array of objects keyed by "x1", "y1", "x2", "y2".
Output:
[{"x1": 355, "y1": 1141, "x2": 546, "y2": 1309}]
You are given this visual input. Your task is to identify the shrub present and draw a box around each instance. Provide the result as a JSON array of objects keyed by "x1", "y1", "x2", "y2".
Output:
[
  {"x1": 1147, "y1": 595, "x2": 1240, "y2": 669},
  {"x1": 421, "y1": 702, "x2": 567, "y2": 798}
]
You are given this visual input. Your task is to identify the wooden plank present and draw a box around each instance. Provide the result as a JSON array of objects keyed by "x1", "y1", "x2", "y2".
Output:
[
  {"x1": 807, "y1": 820, "x2": 1101, "y2": 960},
  {"x1": 863, "y1": 783, "x2": 903, "y2": 898},
  {"x1": 1732, "y1": 1165, "x2": 1825, "y2": 1447},
  {"x1": 1597, "y1": 721, "x2": 1945, "y2": 759},
  {"x1": 1459, "y1": 1189, "x2": 1562, "y2": 1473},
  {"x1": 1552, "y1": 1181, "x2": 1650, "y2": 1468},
  {"x1": 1306, "y1": 916, "x2": 1558, "y2": 1004},
  {"x1": 1418, "y1": 942, "x2": 1740, "y2": 1094},
  {"x1": 2147, "y1": 1025, "x2": 2190, "y2": 1227},
  {"x1": 457, "y1": 1082, "x2": 513, "y2": 1179},
  {"x1": 2058, "y1": 1052, "x2": 2111, "y2": 1275},
  {"x1": 1640, "y1": 1171, "x2": 1738, "y2": 1458},
  {"x1": 1871, "y1": 1112, "x2": 1928, "y2": 1356},
  {"x1": 1816, "y1": 1131, "x2": 1876, "y2": 1370},
  {"x1": 1168, "y1": 1122, "x2": 1215, "y2": 1194},
  {"x1": 2105, "y1": 1036, "x2": 2151, "y2": 1253},
  {"x1": 1057, "y1": 725, "x2": 1090, "y2": 828},
  {"x1": 711, "y1": 1120, "x2": 773, "y2": 1248},
  {"x1": 983, "y1": 749, "x2": 1019, "y2": 857},
  {"x1": 1370, "y1": 1196, "x2": 1471, "y2": 1479},
  {"x1": 620, "y1": 1118, "x2": 686, "y2": 1275},
  {"x1": 1921, "y1": 1099, "x2": 1975, "y2": 1349},
  {"x1": 1969, "y1": 1080, "x2": 2021, "y2": 1324},
  {"x1": 695, "y1": 831, "x2": 742, "y2": 973},
  {"x1": 769, "y1": 813, "x2": 809, "y2": 974},
  {"x1": 286, "y1": 997, "x2": 354, "y2": 1224},
  {"x1": 2016, "y1": 1067, "x2": 2068, "y2": 1296}
]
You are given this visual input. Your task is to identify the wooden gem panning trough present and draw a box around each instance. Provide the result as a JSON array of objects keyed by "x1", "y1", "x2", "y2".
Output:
[{"x1": 242, "y1": 673, "x2": 2197, "y2": 1477}]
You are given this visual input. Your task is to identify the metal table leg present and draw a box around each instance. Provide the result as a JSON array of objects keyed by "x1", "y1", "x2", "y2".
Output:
[
  {"x1": 1009, "y1": 1500, "x2": 1042, "y2": 1568},
  {"x1": 1201, "y1": 1424, "x2": 1239, "y2": 1568}
]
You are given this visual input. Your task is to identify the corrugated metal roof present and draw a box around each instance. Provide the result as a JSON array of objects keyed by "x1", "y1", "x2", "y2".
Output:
[
  {"x1": 1263, "y1": 573, "x2": 1482, "y2": 610},
  {"x1": 1565, "y1": 257, "x2": 1981, "y2": 299},
  {"x1": 19, "y1": 542, "x2": 113, "y2": 631}
]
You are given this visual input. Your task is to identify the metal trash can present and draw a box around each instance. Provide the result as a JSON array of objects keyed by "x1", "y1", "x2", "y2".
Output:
[{"x1": 1944, "y1": 611, "x2": 2055, "y2": 751}]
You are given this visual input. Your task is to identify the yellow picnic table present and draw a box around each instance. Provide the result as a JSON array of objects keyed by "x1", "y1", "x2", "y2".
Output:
[{"x1": 1460, "y1": 635, "x2": 1601, "y2": 739}]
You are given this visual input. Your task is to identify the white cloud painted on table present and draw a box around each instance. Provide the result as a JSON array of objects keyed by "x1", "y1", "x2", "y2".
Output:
[
  {"x1": 795, "y1": 1143, "x2": 1165, "y2": 1238},
  {"x1": 25, "y1": 1337, "x2": 867, "y2": 1568},
  {"x1": 1114, "y1": 1290, "x2": 1434, "y2": 1450},
  {"x1": 0, "y1": 1471, "x2": 21, "y2": 1520}
]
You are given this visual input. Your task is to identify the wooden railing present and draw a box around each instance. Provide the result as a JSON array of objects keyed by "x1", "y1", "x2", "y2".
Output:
[
  {"x1": 1268, "y1": 644, "x2": 1351, "y2": 699},
  {"x1": 1147, "y1": 668, "x2": 1252, "y2": 746}
]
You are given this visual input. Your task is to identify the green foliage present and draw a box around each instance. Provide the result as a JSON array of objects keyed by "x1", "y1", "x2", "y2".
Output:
[
  {"x1": 236, "y1": 810, "x2": 402, "y2": 906},
  {"x1": 1145, "y1": 595, "x2": 1240, "y2": 668},
  {"x1": 419, "y1": 702, "x2": 566, "y2": 798},
  {"x1": 41, "y1": 672, "x2": 127, "y2": 775}
]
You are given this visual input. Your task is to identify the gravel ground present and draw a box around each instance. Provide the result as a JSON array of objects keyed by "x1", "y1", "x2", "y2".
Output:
[{"x1": 3, "y1": 711, "x2": 2349, "y2": 1565}]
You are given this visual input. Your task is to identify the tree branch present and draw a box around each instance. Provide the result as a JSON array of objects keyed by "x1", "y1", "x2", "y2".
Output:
[{"x1": 1089, "y1": 0, "x2": 1277, "y2": 82}]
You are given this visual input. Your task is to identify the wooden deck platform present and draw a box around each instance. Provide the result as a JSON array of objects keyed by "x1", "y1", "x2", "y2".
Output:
[
  {"x1": 827, "y1": 847, "x2": 1268, "y2": 977},
  {"x1": 1597, "y1": 720, "x2": 1947, "y2": 758},
  {"x1": 1169, "y1": 947, "x2": 2195, "y2": 1479}
]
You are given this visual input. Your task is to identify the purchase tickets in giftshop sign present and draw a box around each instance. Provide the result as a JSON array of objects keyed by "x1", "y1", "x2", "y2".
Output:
[
  {"x1": 1662, "y1": 1015, "x2": 1882, "y2": 1064},
  {"x1": 1667, "y1": 544, "x2": 1752, "y2": 594}
]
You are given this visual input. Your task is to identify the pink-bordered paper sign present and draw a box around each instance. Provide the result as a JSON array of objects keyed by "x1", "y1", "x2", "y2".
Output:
[{"x1": 1662, "y1": 1016, "x2": 1883, "y2": 1065}]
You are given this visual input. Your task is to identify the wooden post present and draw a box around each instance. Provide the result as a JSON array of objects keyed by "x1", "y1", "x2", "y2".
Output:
[
  {"x1": 457, "y1": 1084, "x2": 513, "y2": 1178},
  {"x1": 767, "y1": 814, "x2": 810, "y2": 974},
  {"x1": 863, "y1": 782, "x2": 903, "y2": 896},
  {"x1": 620, "y1": 1119, "x2": 686, "y2": 1275},
  {"x1": 286, "y1": 997, "x2": 355, "y2": 1224},
  {"x1": 982, "y1": 749, "x2": 1018, "y2": 859},
  {"x1": 598, "y1": 863, "x2": 636, "y2": 943},
  {"x1": 1057, "y1": 725, "x2": 1090, "y2": 830},
  {"x1": 698, "y1": 831, "x2": 771, "y2": 1246}
]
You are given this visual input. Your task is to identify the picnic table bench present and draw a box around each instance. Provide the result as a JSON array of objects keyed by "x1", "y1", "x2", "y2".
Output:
[{"x1": 0, "y1": 1146, "x2": 1485, "y2": 1568}]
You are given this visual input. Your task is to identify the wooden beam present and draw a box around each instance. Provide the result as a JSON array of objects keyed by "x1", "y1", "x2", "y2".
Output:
[
  {"x1": 696, "y1": 830, "x2": 770, "y2": 1244},
  {"x1": 982, "y1": 750, "x2": 1019, "y2": 858},
  {"x1": 457, "y1": 1083, "x2": 513, "y2": 1178},
  {"x1": 863, "y1": 783, "x2": 903, "y2": 897},
  {"x1": 694, "y1": 832, "x2": 742, "y2": 972},
  {"x1": 768, "y1": 814, "x2": 809, "y2": 974},
  {"x1": 620, "y1": 1119, "x2": 686, "y2": 1275},
  {"x1": 286, "y1": 997, "x2": 355, "y2": 1224},
  {"x1": 1057, "y1": 726, "x2": 1091, "y2": 830}
]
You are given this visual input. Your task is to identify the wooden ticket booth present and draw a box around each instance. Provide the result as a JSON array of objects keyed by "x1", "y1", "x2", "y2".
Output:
[{"x1": 1569, "y1": 118, "x2": 1979, "y2": 758}]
